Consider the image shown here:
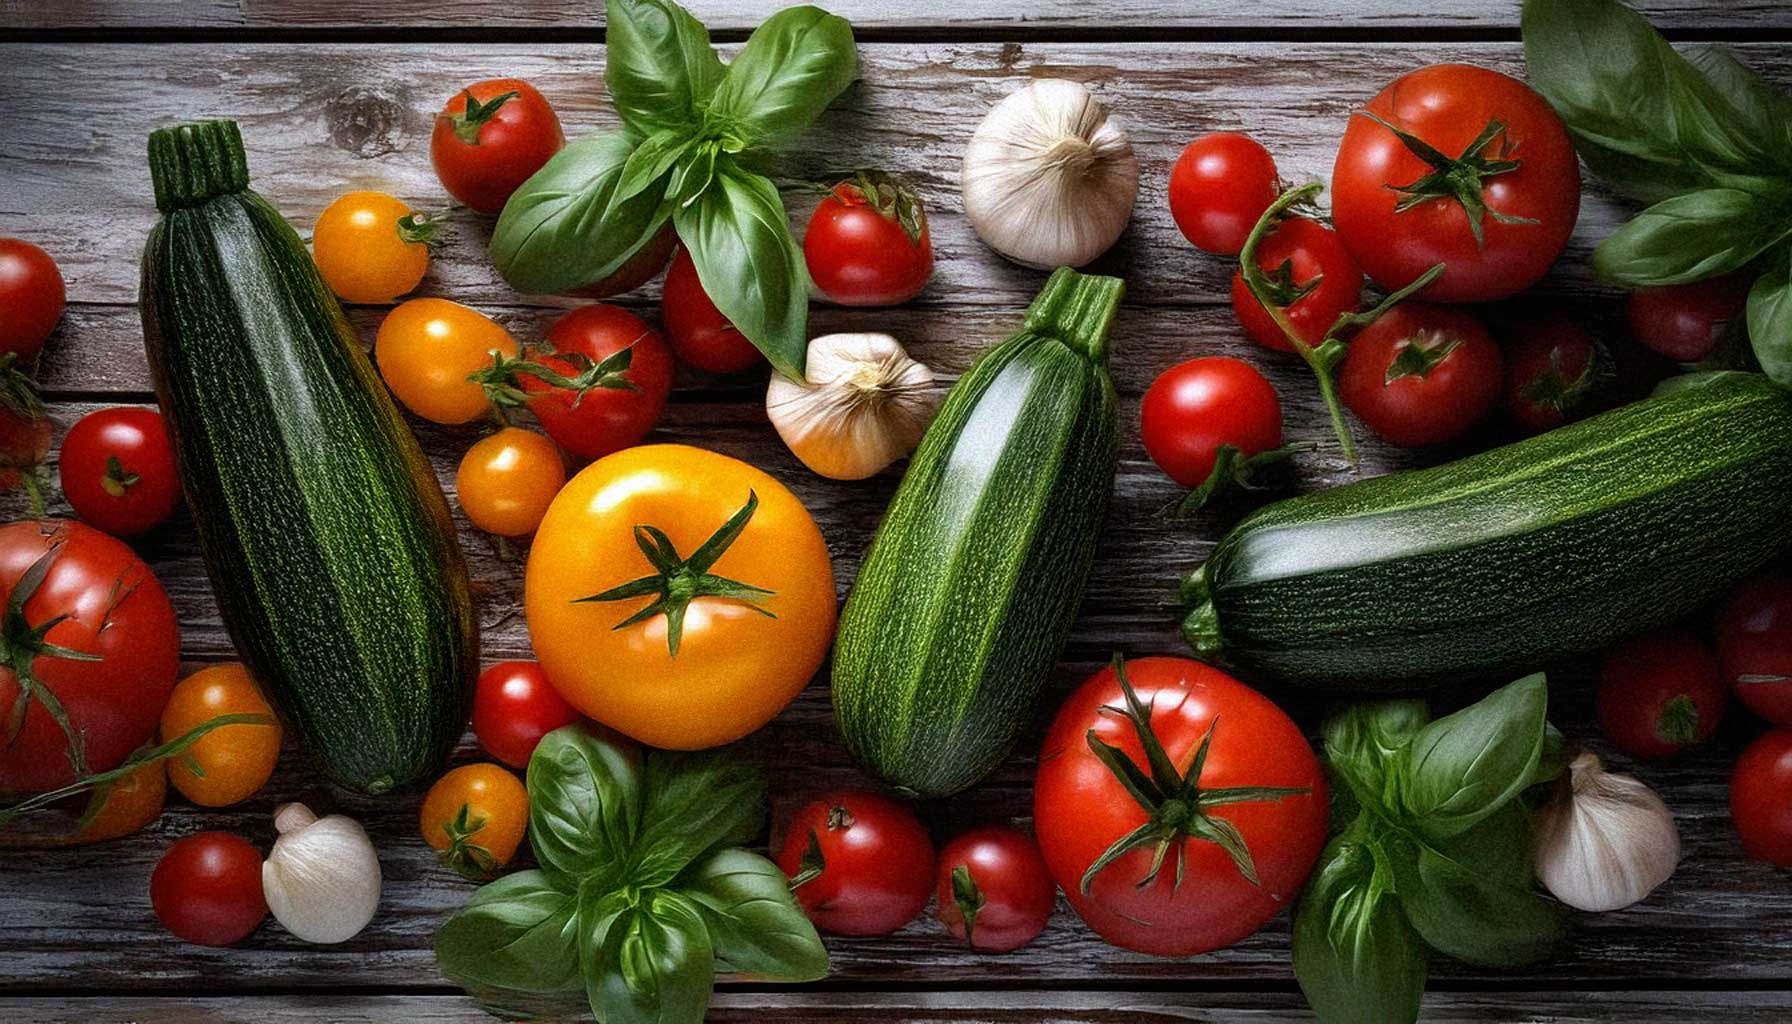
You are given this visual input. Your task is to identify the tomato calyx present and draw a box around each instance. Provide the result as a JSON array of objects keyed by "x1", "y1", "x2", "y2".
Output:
[
  {"x1": 99, "y1": 455, "x2": 141, "y2": 499},
  {"x1": 573, "y1": 490, "x2": 778, "y2": 656},
  {"x1": 1358, "y1": 112, "x2": 1539, "y2": 249},
  {"x1": 1658, "y1": 695, "x2": 1702, "y2": 748},
  {"x1": 445, "y1": 89, "x2": 520, "y2": 146},
  {"x1": 438, "y1": 802, "x2": 500, "y2": 881},
  {"x1": 0, "y1": 542, "x2": 102, "y2": 775},
  {"x1": 950, "y1": 864, "x2": 986, "y2": 949},
  {"x1": 1520, "y1": 344, "x2": 1596, "y2": 415},
  {"x1": 1080, "y1": 655, "x2": 1309, "y2": 895},
  {"x1": 1383, "y1": 331, "x2": 1462, "y2": 384},
  {"x1": 1256, "y1": 257, "x2": 1323, "y2": 308},
  {"x1": 475, "y1": 344, "x2": 642, "y2": 418},
  {"x1": 1176, "y1": 443, "x2": 1304, "y2": 515},
  {"x1": 830, "y1": 170, "x2": 928, "y2": 246},
  {"x1": 789, "y1": 828, "x2": 827, "y2": 890},
  {"x1": 395, "y1": 212, "x2": 445, "y2": 249}
]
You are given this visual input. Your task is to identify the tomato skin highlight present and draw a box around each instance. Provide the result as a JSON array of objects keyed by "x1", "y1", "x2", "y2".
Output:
[
  {"x1": 150, "y1": 832, "x2": 268, "y2": 946},
  {"x1": 58, "y1": 406, "x2": 181, "y2": 537},
  {"x1": 660, "y1": 248, "x2": 763, "y2": 374},
  {"x1": 525, "y1": 304, "x2": 673, "y2": 461},
  {"x1": 804, "y1": 180, "x2": 933, "y2": 307},
  {"x1": 1168, "y1": 132, "x2": 1280, "y2": 256},
  {"x1": 455, "y1": 427, "x2": 566, "y2": 537},
  {"x1": 312, "y1": 191, "x2": 432, "y2": 305},
  {"x1": 776, "y1": 790, "x2": 934, "y2": 937},
  {"x1": 430, "y1": 79, "x2": 565, "y2": 216},
  {"x1": 471, "y1": 661, "x2": 581, "y2": 769},
  {"x1": 1596, "y1": 630, "x2": 1727, "y2": 760},
  {"x1": 0, "y1": 238, "x2": 66, "y2": 362},
  {"x1": 1626, "y1": 274, "x2": 1751, "y2": 363},
  {"x1": 376, "y1": 298, "x2": 520, "y2": 425},
  {"x1": 1140, "y1": 356, "x2": 1283, "y2": 488},
  {"x1": 1718, "y1": 575, "x2": 1792, "y2": 726},
  {"x1": 934, "y1": 825, "x2": 1056, "y2": 953},
  {"x1": 1229, "y1": 217, "x2": 1364, "y2": 353},
  {"x1": 1338, "y1": 303, "x2": 1503, "y2": 447},
  {"x1": 160, "y1": 663, "x2": 283, "y2": 808},
  {"x1": 1731, "y1": 729, "x2": 1792, "y2": 867},
  {"x1": 1332, "y1": 64, "x2": 1580, "y2": 303}
]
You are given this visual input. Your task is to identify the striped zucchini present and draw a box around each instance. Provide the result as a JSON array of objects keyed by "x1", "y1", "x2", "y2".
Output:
[
  {"x1": 1182, "y1": 372, "x2": 1792, "y2": 690},
  {"x1": 139, "y1": 121, "x2": 478, "y2": 794},
  {"x1": 833, "y1": 268, "x2": 1122, "y2": 797}
]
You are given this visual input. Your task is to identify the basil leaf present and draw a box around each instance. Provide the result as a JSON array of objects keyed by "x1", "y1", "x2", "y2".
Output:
[
  {"x1": 1395, "y1": 806, "x2": 1565, "y2": 968},
  {"x1": 527, "y1": 725, "x2": 643, "y2": 882},
  {"x1": 1594, "y1": 188, "x2": 1792, "y2": 287},
  {"x1": 1292, "y1": 835, "x2": 1426, "y2": 1024},
  {"x1": 1685, "y1": 48, "x2": 1792, "y2": 161},
  {"x1": 631, "y1": 749, "x2": 767, "y2": 888},
  {"x1": 1749, "y1": 250, "x2": 1792, "y2": 389},
  {"x1": 1397, "y1": 674, "x2": 1549, "y2": 840},
  {"x1": 1322, "y1": 699, "x2": 1429, "y2": 819},
  {"x1": 587, "y1": 891, "x2": 717, "y2": 1024},
  {"x1": 604, "y1": 0, "x2": 725, "y2": 136},
  {"x1": 709, "y1": 5, "x2": 857, "y2": 151},
  {"x1": 616, "y1": 127, "x2": 697, "y2": 206},
  {"x1": 435, "y1": 870, "x2": 583, "y2": 994},
  {"x1": 490, "y1": 130, "x2": 673, "y2": 295},
  {"x1": 673, "y1": 165, "x2": 809, "y2": 380},
  {"x1": 681, "y1": 848, "x2": 828, "y2": 981}
]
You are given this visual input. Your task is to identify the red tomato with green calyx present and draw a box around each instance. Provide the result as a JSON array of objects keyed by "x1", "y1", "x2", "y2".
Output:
[
  {"x1": 1596, "y1": 630, "x2": 1727, "y2": 760},
  {"x1": 1034, "y1": 656, "x2": 1329, "y2": 957},
  {"x1": 1502, "y1": 315, "x2": 1600, "y2": 434},
  {"x1": 935, "y1": 825, "x2": 1056, "y2": 953},
  {"x1": 1718, "y1": 575, "x2": 1792, "y2": 726},
  {"x1": 1731, "y1": 729, "x2": 1792, "y2": 867},
  {"x1": 1168, "y1": 133, "x2": 1280, "y2": 256},
  {"x1": 660, "y1": 247, "x2": 762, "y2": 374},
  {"x1": 58, "y1": 406, "x2": 181, "y2": 537},
  {"x1": 0, "y1": 238, "x2": 66, "y2": 363},
  {"x1": 499, "y1": 304, "x2": 673, "y2": 462},
  {"x1": 1140, "y1": 356, "x2": 1285, "y2": 505},
  {"x1": 777, "y1": 790, "x2": 934, "y2": 937},
  {"x1": 805, "y1": 173, "x2": 933, "y2": 307},
  {"x1": 1230, "y1": 217, "x2": 1364, "y2": 353},
  {"x1": 430, "y1": 79, "x2": 565, "y2": 216},
  {"x1": 151, "y1": 832, "x2": 268, "y2": 946},
  {"x1": 1626, "y1": 274, "x2": 1751, "y2": 363},
  {"x1": 472, "y1": 661, "x2": 581, "y2": 769},
  {"x1": 1338, "y1": 303, "x2": 1502, "y2": 447}
]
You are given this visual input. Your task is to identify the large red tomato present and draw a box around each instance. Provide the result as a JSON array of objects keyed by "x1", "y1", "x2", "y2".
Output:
[
  {"x1": 1332, "y1": 64, "x2": 1580, "y2": 303},
  {"x1": 0, "y1": 521, "x2": 181, "y2": 794},
  {"x1": 1034, "y1": 656, "x2": 1328, "y2": 956}
]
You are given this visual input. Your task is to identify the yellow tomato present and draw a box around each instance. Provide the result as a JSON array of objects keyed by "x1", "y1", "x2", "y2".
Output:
[
  {"x1": 456, "y1": 427, "x2": 566, "y2": 536},
  {"x1": 420, "y1": 763, "x2": 528, "y2": 881},
  {"x1": 312, "y1": 190, "x2": 433, "y2": 304},
  {"x1": 375, "y1": 298, "x2": 519, "y2": 424},
  {"x1": 160, "y1": 663, "x2": 283, "y2": 808},
  {"x1": 525, "y1": 444, "x2": 836, "y2": 750}
]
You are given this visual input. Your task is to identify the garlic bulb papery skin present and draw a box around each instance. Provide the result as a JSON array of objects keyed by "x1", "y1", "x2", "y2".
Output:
[
  {"x1": 1533, "y1": 752, "x2": 1680, "y2": 913},
  {"x1": 262, "y1": 802, "x2": 383, "y2": 944},
  {"x1": 961, "y1": 78, "x2": 1140, "y2": 269},
  {"x1": 766, "y1": 333, "x2": 937, "y2": 481}
]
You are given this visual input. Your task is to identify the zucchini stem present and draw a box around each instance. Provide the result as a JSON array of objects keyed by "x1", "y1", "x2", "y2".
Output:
[{"x1": 1022, "y1": 267, "x2": 1126, "y2": 366}]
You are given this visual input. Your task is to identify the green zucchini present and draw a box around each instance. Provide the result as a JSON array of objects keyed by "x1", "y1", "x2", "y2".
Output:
[
  {"x1": 833, "y1": 268, "x2": 1122, "y2": 797},
  {"x1": 139, "y1": 121, "x2": 477, "y2": 794},
  {"x1": 1183, "y1": 372, "x2": 1792, "y2": 690}
]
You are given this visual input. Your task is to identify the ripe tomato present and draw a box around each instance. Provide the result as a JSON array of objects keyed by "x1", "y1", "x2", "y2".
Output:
[
  {"x1": 0, "y1": 521, "x2": 180, "y2": 794},
  {"x1": 1626, "y1": 273, "x2": 1751, "y2": 362},
  {"x1": 1332, "y1": 64, "x2": 1580, "y2": 302},
  {"x1": 471, "y1": 661, "x2": 581, "y2": 769},
  {"x1": 1596, "y1": 630, "x2": 1727, "y2": 760},
  {"x1": 74, "y1": 761, "x2": 167, "y2": 844},
  {"x1": 1034, "y1": 656, "x2": 1328, "y2": 956},
  {"x1": 57, "y1": 406, "x2": 181, "y2": 537},
  {"x1": 160, "y1": 663, "x2": 283, "y2": 808},
  {"x1": 1731, "y1": 729, "x2": 1792, "y2": 867},
  {"x1": 574, "y1": 225, "x2": 679, "y2": 300},
  {"x1": 525, "y1": 445, "x2": 835, "y2": 750},
  {"x1": 776, "y1": 790, "x2": 934, "y2": 936},
  {"x1": 1502, "y1": 315, "x2": 1599, "y2": 434},
  {"x1": 0, "y1": 238, "x2": 65, "y2": 362},
  {"x1": 312, "y1": 191, "x2": 435, "y2": 305},
  {"x1": 804, "y1": 173, "x2": 933, "y2": 306},
  {"x1": 1230, "y1": 217, "x2": 1364, "y2": 352},
  {"x1": 1718, "y1": 575, "x2": 1792, "y2": 725},
  {"x1": 1338, "y1": 303, "x2": 1503, "y2": 447},
  {"x1": 1140, "y1": 356, "x2": 1283, "y2": 489},
  {"x1": 420, "y1": 763, "x2": 529, "y2": 881},
  {"x1": 455, "y1": 427, "x2": 565, "y2": 536},
  {"x1": 430, "y1": 79, "x2": 565, "y2": 216},
  {"x1": 518, "y1": 304, "x2": 673, "y2": 461},
  {"x1": 150, "y1": 832, "x2": 268, "y2": 946},
  {"x1": 376, "y1": 298, "x2": 520, "y2": 424},
  {"x1": 935, "y1": 825, "x2": 1055, "y2": 953},
  {"x1": 660, "y1": 248, "x2": 762, "y2": 374},
  {"x1": 1168, "y1": 132, "x2": 1281, "y2": 256}
]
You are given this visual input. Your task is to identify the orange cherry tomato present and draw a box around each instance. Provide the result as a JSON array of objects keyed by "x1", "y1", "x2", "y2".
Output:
[
  {"x1": 375, "y1": 298, "x2": 519, "y2": 424},
  {"x1": 160, "y1": 663, "x2": 282, "y2": 808},
  {"x1": 420, "y1": 763, "x2": 528, "y2": 880},
  {"x1": 526, "y1": 445, "x2": 836, "y2": 750},
  {"x1": 456, "y1": 427, "x2": 566, "y2": 536},
  {"x1": 74, "y1": 761, "x2": 168, "y2": 843},
  {"x1": 312, "y1": 191, "x2": 435, "y2": 304}
]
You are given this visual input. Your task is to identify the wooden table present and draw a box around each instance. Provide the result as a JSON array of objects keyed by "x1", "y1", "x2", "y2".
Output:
[{"x1": 4, "y1": 2, "x2": 1790, "y2": 1020}]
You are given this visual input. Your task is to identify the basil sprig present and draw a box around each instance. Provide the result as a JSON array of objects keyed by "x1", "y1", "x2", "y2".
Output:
[
  {"x1": 435, "y1": 726, "x2": 827, "y2": 1023},
  {"x1": 491, "y1": 0, "x2": 857, "y2": 381},
  {"x1": 1521, "y1": 0, "x2": 1792, "y2": 387},
  {"x1": 1292, "y1": 675, "x2": 1567, "y2": 1024}
]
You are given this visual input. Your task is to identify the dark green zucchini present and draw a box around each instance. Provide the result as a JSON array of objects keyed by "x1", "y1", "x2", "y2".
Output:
[
  {"x1": 139, "y1": 120, "x2": 477, "y2": 794},
  {"x1": 1183, "y1": 372, "x2": 1792, "y2": 690},
  {"x1": 833, "y1": 268, "x2": 1122, "y2": 797}
]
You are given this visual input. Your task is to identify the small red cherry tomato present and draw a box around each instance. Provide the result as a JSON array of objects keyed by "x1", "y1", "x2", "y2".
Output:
[
  {"x1": 150, "y1": 832, "x2": 268, "y2": 946},
  {"x1": 1596, "y1": 630, "x2": 1727, "y2": 760},
  {"x1": 1337, "y1": 303, "x2": 1502, "y2": 447},
  {"x1": 804, "y1": 173, "x2": 933, "y2": 307},
  {"x1": 776, "y1": 790, "x2": 934, "y2": 937},
  {"x1": 1502, "y1": 315, "x2": 1599, "y2": 435},
  {"x1": 1731, "y1": 729, "x2": 1792, "y2": 867},
  {"x1": 472, "y1": 660, "x2": 582, "y2": 770},
  {"x1": 660, "y1": 248, "x2": 762, "y2": 374},
  {"x1": 524, "y1": 304, "x2": 673, "y2": 461},
  {"x1": 1718, "y1": 575, "x2": 1792, "y2": 726},
  {"x1": 58, "y1": 407, "x2": 181, "y2": 537},
  {"x1": 1168, "y1": 132, "x2": 1281, "y2": 256},
  {"x1": 0, "y1": 238, "x2": 66, "y2": 363},
  {"x1": 1140, "y1": 356, "x2": 1283, "y2": 489},
  {"x1": 1626, "y1": 273, "x2": 1750, "y2": 363},
  {"x1": 430, "y1": 79, "x2": 565, "y2": 216},
  {"x1": 935, "y1": 825, "x2": 1056, "y2": 953},
  {"x1": 1230, "y1": 217, "x2": 1364, "y2": 352}
]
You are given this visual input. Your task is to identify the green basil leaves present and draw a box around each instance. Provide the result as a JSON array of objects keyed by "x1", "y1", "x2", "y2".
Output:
[
  {"x1": 435, "y1": 727, "x2": 827, "y2": 1024},
  {"x1": 1292, "y1": 676, "x2": 1565, "y2": 1024},
  {"x1": 490, "y1": 0, "x2": 858, "y2": 380}
]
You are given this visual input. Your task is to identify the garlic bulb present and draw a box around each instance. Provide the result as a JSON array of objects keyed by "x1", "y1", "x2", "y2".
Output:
[
  {"x1": 961, "y1": 79, "x2": 1139, "y2": 269},
  {"x1": 1533, "y1": 752, "x2": 1680, "y2": 913},
  {"x1": 262, "y1": 802, "x2": 382, "y2": 944},
  {"x1": 766, "y1": 333, "x2": 936, "y2": 480}
]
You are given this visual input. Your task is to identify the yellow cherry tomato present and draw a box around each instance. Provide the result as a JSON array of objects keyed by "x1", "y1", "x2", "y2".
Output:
[
  {"x1": 312, "y1": 190, "x2": 434, "y2": 304},
  {"x1": 525, "y1": 444, "x2": 837, "y2": 750},
  {"x1": 420, "y1": 763, "x2": 528, "y2": 880},
  {"x1": 456, "y1": 427, "x2": 566, "y2": 536},
  {"x1": 375, "y1": 298, "x2": 519, "y2": 424},
  {"x1": 160, "y1": 663, "x2": 283, "y2": 808}
]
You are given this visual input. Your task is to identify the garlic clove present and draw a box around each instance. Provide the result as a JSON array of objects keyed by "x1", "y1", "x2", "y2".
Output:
[
  {"x1": 1533, "y1": 752, "x2": 1680, "y2": 913},
  {"x1": 767, "y1": 333, "x2": 937, "y2": 480},
  {"x1": 262, "y1": 801, "x2": 383, "y2": 944}
]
